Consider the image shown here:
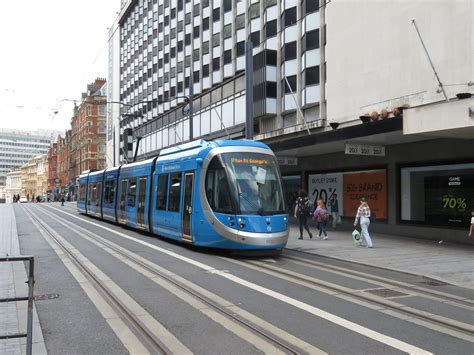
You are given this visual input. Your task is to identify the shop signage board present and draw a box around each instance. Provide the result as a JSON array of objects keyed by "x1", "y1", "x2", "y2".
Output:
[
  {"x1": 345, "y1": 143, "x2": 385, "y2": 157},
  {"x1": 342, "y1": 170, "x2": 387, "y2": 219},
  {"x1": 277, "y1": 156, "x2": 298, "y2": 166},
  {"x1": 308, "y1": 173, "x2": 343, "y2": 214}
]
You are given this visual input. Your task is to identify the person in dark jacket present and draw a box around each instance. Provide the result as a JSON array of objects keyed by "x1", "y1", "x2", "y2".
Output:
[{"x1": 294, "y1": 189, "x2": 314, "y2": 240}]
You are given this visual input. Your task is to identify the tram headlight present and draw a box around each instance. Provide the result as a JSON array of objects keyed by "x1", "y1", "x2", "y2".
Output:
[
  {"x1": 239, "y1": 223, "x2": 245, "y2": 229},
  {"x1": 238, "y1": 217, "x2": 245, "y2": 222}
]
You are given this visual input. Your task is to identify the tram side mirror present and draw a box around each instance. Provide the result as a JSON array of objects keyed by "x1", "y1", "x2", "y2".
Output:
[{"x1": 196, "y1": 158, "x2": 203, "y2": 166}]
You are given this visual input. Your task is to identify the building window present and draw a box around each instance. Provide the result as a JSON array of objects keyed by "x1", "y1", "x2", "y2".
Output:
[
  {"x1": 224, "y1": 24, "x2": 232, "y2": 39},
  {"x1": 193, "y1": 70, "x2": 200, "y2": 82},
  {"x1": 283, "y1": 41, "x2": 297, "y2": 61},
  {"x1": 213, "y1": 8, "x2": 220, "y2": 22},
  {"x1": 235, "y1": 14, "x2": 245, "y2": 30},
  {"x1": 213, "y1": 57, "x2": 220, "y2": 71},
  {"x1": 203, "y1": 17, "x2": 209, "y2": 31},
  {"x1": 223, "y1": 49, "x2": 232, "y2": 64},
  {"x1": 282, "y1": 7, "x2": 297, "y2": 28},
  {"x1": 212, "y1": 33, "x2": 220, "y2": 47},
  {"x1": 224, "y1": 0, "x2": 232, "y2": 13},
  {"x1": 250, "y1": 31, "x2": 260, "y2": 47},
  {"x1": 236, "y1": 41, "x2": 245, "y2": 56},
  {"x1": 304, "y1": 66, "x2": 320, "y2": 86},
  {"x1": 193, "y1": 25, "x2": 200, "y2": 38},
  {"x1": 265, "y1": 19, "x2": 277, "y2": 39},
  {"x1": 266, "y1": 82, "x2": 277, "y2": 98},
  {"x1": 202, "y1": 64, "x2": 209, "y2": 77},
  {"x1": 283, "y1": 75, "x2": 297, "y2": 93},
  {"x1": 249, "y1": 3, "x2": 259, "y2": 19},
  {"x1": 185, "y1": 33, "x2": 191, "y2": 45},
  {"x1": 303, "y1": 29, "x2": 319, "y2": 52}
]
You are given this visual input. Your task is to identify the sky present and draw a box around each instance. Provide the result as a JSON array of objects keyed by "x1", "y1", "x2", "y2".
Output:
[{"x1": 0, "y1": 0, "x2": 121, "y2": 134}]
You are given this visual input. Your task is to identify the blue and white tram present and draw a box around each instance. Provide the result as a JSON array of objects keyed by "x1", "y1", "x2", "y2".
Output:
[{"x1": 77, "y1": 139, "x2": 289, "y2": 252}]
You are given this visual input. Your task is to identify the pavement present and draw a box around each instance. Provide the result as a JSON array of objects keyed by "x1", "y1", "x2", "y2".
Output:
[
  {"x1": 1, "y1": 203, "x2": 473, "y2": 354},
  {"x1": 0, "y1": 204, "x2": 46, "y2": 355}
]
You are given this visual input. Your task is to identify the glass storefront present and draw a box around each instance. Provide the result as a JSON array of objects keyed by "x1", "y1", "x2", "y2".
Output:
[{"x1": 401, "y1": 163, "x2": 474, "y2": 227}]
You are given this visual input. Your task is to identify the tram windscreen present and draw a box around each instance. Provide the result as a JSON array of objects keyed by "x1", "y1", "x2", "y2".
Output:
[{"x1": 206, "y1": 152, "x2": 286, "y2": 215}]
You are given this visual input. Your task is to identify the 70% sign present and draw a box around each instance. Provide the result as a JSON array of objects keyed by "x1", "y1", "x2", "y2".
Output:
[{"x1": 442, "y1": 196, "x2": 467, "y2": 210}]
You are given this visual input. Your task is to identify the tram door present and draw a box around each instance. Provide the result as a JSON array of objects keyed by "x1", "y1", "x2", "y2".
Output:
[
  {"x1": 181, "y1": 172, "x2": 194, "y2": 242},
  {"x1": 119, "y1": 179, "x2": 127, "y2": 223},
  {"x1": 137, "y1": 177, "x2": 147, "y2": 228}
]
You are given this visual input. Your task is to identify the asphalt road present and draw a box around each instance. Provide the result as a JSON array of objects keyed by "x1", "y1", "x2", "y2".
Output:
[{"x1": 14, "y1": 203, "x2": 474, "y2": 354}]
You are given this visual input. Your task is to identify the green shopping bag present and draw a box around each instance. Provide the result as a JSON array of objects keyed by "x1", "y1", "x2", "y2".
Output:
[{"x1": 352, "y1": 229, "x2": 363, "y2": 246}]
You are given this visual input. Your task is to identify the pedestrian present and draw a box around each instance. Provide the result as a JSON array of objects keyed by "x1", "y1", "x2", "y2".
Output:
[
  {"x1": 60, "y1": 194, "x2": 65, "y2": 206},
  {"x1": 353, "y1": 197, "x2": 373, "y2": 248},
  {"x1": 294, "y1": 189, "x2": 314, "y2": 240},
  {"x1": 469, "y1": 211, "x2": 474, "y2": 237},
  {"x1": 313, "y1": 199, "x2": 329, "y2": 239},
  {"x1": 329, "y1": 194, "x2": 340, "y2": 229}
]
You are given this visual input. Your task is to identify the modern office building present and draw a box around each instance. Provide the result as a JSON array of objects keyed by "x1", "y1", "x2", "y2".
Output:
[
  {"x1": 0, "y1": 129, "x2": 60, "y2": 187},
  {"x1": 107, "y1": 0, "x2": 473, "y2": 242},
  {"x1": 108, "y1": 0, "x2": 322, "y2": 165}
]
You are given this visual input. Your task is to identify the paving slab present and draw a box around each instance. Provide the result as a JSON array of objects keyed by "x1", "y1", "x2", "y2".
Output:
[{"x1": 286, "y1": 224, "x2": 474, "y2": 290}]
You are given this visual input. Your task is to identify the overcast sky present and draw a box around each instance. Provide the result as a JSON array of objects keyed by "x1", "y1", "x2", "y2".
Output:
[{"x1": 0, "y1": 0, "x2": 120, "y2": 134}]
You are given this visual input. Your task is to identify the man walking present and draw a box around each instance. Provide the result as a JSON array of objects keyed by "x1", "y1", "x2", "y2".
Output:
[{"x1": 294, "y1": 189, "x2": 314, "y2": 240}]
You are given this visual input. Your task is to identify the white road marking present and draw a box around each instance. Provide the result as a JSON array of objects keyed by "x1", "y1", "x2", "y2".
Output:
[
  {"x1": 45, "y1": 204, "x2": 433, "y2": 355},
  {"x1": 25, "y1": 206, "x2": 191, "y2": 355},
  {"x1": 40, "y1": 209, "x2": 306, "y2": 355}
]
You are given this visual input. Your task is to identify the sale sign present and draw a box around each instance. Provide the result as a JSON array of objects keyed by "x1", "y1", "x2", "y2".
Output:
[
  {"x1": 308, "y1": 173, "x2": 343, "y2": 214},
  {"x1": 343, "y1": 170, "x2": 387, "y2": 219}
]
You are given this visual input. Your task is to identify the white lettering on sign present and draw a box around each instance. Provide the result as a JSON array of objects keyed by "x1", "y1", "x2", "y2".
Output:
[{"x1": 345, "y1": 143, "x2": 385, "y2": 157}]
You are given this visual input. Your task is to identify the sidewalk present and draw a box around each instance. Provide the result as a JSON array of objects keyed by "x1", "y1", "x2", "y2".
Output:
[
  {"x1": 0, "y1": 204, "x2": 46, "y2": 354},
  {"x1": 286, "y1": 224, "x2": 474, "y2": 290}
]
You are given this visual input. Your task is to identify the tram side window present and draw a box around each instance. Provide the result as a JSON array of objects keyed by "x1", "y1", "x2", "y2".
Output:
[
  {"x1": 104, "y1": 179, "x2": 115, "y2": 205},
  {"x1": 168, "y1": 173, "x2": 182, "y2": 212},
  {"x1": 79, "y1": 184, "x2": 86, "y2": 201},
  {"x1": 120, "y1": 180, "x2": 127, "y2": 209},
  {"x1": 128, "y1": 178, "x2": 137, "y2": 207},
  {"x1": 96, "y1": 182, "x2": 102, "y2": 206},
  {"x1": 156, "y1": 174, "x2": 169, "y2": 210},
  {"x1": 87, "y1": 183, "x2": 94, "y2": 205}
]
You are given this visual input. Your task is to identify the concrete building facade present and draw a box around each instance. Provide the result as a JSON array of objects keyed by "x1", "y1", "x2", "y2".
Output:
[
  {"x1": 5, "y1": 170, "x2": 21, "y2": 203},
  {"x1": 0, "y1": 129, "x2": 59, "y2": 187},
  {"x1": 106, "y1": 0, "x2": 473, "y2": 242}
]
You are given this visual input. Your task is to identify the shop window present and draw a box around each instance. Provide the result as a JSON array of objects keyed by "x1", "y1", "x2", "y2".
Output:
[{"x1": 401, "y1": 163, "x2": 474, "y2": 227}]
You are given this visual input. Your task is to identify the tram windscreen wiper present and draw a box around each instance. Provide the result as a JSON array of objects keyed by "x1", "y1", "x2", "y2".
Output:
[{"x1": 238, "y1": 192, "x2": 264, "y2": 215}]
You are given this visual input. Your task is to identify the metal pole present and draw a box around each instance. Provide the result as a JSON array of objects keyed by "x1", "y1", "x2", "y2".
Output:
[
  {"x1": 245, "y1": 41, "x2": 254, "y2": 140},
  {"x1": 319, "y1": 0, "x2": 327, "y2": 120},
  {"x1": 411, "y1": 19, "x2": 448, "y2": 101},
  {"x1": 189, "y1": 63, "x2": 194, "y2": 141},
  {"x1": 26, "y1": 257, "x2": 34, "y2": 355}
]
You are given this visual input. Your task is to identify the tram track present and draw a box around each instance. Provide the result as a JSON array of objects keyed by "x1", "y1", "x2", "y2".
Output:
[
  {"x1": 34, "y1": 204, "x2": 325, "y2": 354},
  {"x1": 223, "y1": 256, "x2": 474, "y2": 342},
  {"x1": 23, "y1": 205, "x2": 189, "y2": 354},
  {"x1": 282, "y1": 252, "x2": 474, "y2": 309}
]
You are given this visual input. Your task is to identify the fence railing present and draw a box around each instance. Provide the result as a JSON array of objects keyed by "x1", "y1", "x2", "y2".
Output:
[{"x1": 0, "y1": 256, "x2": 34, "y2": 355}]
